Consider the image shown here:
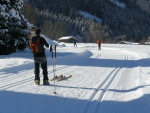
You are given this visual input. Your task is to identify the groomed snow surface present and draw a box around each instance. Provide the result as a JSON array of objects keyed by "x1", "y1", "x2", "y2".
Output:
[{"x1": 0, "y1": 43, "x2": 150, "y2": 113}]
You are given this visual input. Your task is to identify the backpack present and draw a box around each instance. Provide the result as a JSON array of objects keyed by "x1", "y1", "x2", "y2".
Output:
[
  {"x1": 97, "y1": 39, "x2": 101, "y2": 44},
  {"x1": 29, "y1": 36, "x2": 43, "y2": 53}
]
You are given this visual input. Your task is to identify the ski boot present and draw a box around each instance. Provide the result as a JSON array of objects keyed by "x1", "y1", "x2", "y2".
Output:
[
  {"x1": 35, "y1": 80, "x2": 40, "y2": 85},
  {"x1": 43, "y1": 80, "x2": 50, "y2": 85}
]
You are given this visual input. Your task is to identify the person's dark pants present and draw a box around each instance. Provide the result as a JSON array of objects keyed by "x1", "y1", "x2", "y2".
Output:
[
  {"x1": 34, "y1": 57, "x2": 48, "y2": 81},
  {"x1": 98, "y1": 44, "x2": 101, "y2": 50},
  {"x1": 74, "y1": 43, "x2": 77, "y2": 47}
]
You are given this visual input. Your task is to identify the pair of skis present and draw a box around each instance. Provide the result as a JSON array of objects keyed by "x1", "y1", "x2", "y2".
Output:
[
  {"x1": 50, "y1": 45, "x2": 57, "y2": 94},
  {"x1": 50, "y1": 74, "x2": 72, "y2": 82}
]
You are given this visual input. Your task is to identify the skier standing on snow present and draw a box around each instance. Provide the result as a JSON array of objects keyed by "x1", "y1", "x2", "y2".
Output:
[
  {"x1": 96, "y1": 38, "x2": 102, "y2": 50},
  {"x1": 73, "y1": 39, "x2": 77, "y2": 47},
  {"x1": 30, "y1": 29, "x2": 50, "y2": 85}
]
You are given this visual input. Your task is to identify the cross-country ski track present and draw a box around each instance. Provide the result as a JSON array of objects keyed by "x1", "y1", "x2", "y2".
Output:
[{"x1": 0, "y1": 43, "x2": 150, "y2": 113}]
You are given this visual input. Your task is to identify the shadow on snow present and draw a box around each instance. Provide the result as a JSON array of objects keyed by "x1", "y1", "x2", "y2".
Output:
[
  {"x1": 55, "y1": 51, "x2": 150, "y2": 68},
  {"x1": 0, "y1": 85, "x2": 150, "y2": 113}
]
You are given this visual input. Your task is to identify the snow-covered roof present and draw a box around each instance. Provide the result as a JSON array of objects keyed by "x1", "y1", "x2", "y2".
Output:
[
  {"x1": 145, "y1": 42, "x2": 150, "y2": 45},
  {"x1": 58, "y1": 36, "x2": 76, "y2": 41},
  {"x1": 118, "y1": 41, "x2": 133, "y2": 44},
  {"x1": 118, "y1": 41, "x2": 139, "y2": 45}
]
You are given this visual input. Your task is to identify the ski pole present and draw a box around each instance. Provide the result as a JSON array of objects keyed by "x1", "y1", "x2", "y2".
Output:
[
  {"x1": 53, "y1": 46, "x2": 57, "y2": 94},
  {"x1": 50, "y1": 45, "x2": 56, "y2": 94},
  {"x1": 54, "y1": 45, "x2": 56, "y2": 75}
]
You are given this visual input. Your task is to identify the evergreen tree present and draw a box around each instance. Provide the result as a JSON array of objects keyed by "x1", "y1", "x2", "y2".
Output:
[{"x1": 0, "y1": 0, "x2": 32, "y2": 55}]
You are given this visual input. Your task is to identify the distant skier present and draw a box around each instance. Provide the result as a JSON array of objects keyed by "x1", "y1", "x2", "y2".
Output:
[
  {"x1": 29, "y1": 29, "x2": 50, "y2": 85},
  {"x1": 73, "y1": 40, "x2": 77, "y2": 47},
  {"x1": 96, "y1": 38, "x2": 102, "y2": 50}
]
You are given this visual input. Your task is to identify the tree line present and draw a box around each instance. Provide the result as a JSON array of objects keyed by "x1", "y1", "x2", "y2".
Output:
[{"x1": 23, "y1": 0, "x2": 150, "y2": 43}]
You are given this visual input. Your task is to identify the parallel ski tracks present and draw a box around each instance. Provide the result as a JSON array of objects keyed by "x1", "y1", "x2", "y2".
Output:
[
  {"x1": 0, "y1": 56, "x2": 100, "y2": 90},
  {"x1": 0, "y1": 65, "x2": 78, "y2": 90},
  {"x1": 0, "y1": 49, "x2": 93, "y2": 91},
  {"x1": 82, "y1": 52, "x2": 129, "y2": 113}
]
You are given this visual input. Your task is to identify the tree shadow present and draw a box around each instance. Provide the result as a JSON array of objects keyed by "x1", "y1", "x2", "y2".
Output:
[
  {"x1": 108, "y1": 84, "x2": 150, "y2": 93},
  {"x1": 0, "y1": 89, "x2": 150, "y2": 113},
  {"x1": 55, "y1": 51, "x2": 150, "y2": 68}
]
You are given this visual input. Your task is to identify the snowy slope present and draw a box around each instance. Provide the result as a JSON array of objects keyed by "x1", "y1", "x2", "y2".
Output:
[
  {"x1": 0, "y1": 43, "x2": 150, "y2": 113},
  {"x1": 110, "y1": 0, "x2": 126, "y2": 8},
  {"x1": 79, "y1": 11, "x2": 102, "y2": 23}
]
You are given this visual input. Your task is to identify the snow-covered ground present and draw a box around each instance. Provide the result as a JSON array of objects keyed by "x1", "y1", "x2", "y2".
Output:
[{"x1": 0, "y1": 43, "x2": 150, "y2": 113}]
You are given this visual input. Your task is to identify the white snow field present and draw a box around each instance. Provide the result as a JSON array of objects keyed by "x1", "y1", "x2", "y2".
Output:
[{"x1": 0, "y1": 43, "x2": 150, "y2": 113}]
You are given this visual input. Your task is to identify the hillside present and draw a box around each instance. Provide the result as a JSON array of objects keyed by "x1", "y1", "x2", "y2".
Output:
[{"x1": 22, "y1": 0, "x2": 150, "y2": 43}]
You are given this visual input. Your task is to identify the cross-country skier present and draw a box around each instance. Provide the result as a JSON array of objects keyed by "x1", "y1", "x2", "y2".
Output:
[
  {"x1": 96, "y1": 38, "x2": 102, "y2": 50},
  {"x1": 73, "y1": 40, "x2": 77, "y2": 47},
  {"x1": 30, "y1": 29, "x2": 50, "y2": 85}
]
